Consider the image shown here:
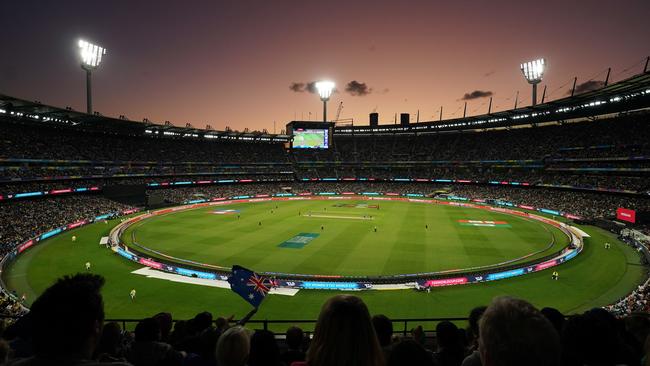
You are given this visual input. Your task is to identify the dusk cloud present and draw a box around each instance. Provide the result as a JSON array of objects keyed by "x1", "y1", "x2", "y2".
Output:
[
  {"x1": 289, "y1": 82, "x2": 305, "y2": 92},
  {"x1": 460, "y1": 90, "x2": 493, "y2": 100},
  {"x1": 345, "y1": 80, "x2": 372, "y2": 96},
  {"x1": 289, "y1": 81, "x2": 322, "y2": 94}
]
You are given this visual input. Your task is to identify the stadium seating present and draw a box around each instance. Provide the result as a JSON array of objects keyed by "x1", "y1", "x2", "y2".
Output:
[{"x1": 2, "y1": 113, "x2": 649, "y2": 196}]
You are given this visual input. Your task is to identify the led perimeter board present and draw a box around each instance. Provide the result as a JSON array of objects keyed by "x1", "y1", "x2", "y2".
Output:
[{"x1": 285, "y1": 121, "x2": 334, "y2": 150}]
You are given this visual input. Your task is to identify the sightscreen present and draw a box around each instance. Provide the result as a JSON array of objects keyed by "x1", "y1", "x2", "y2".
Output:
[
  {"x1": 103, "y1": 184, "x2": 146, "y2": 206},
  {"x1": 292, "y1": 128, "x2": 329, "y2": 149}
]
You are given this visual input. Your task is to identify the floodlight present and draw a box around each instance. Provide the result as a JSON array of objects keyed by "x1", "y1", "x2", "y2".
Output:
[
  {"x1": 315, "y1": 80, "x2": 335, "y2": 122},
  {"x1": 520, "y1": 58, "x2": 546, "y2": 106},
  {"x1": 315, "y1": 81, "x2": 335, "y2": 101},
  {"x1": 77, "y1": 39, "x2": 107, "y2": 114},
  {"x1": 521, "y1": 58, "x2": 545, "y2": 83},
  {"x1": 78, "y1": 39, "x2": 106, "y2": 69}
]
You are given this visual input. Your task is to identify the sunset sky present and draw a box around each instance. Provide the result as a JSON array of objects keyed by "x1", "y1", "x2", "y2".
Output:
[{"x1": 1, "y1": 0, "x2": 649, "y2": 132}]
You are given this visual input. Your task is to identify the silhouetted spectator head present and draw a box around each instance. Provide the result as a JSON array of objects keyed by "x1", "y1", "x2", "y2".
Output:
[
  {"x1": 562, "y1": 308, "x2": 635, "y2": 366},
  {"x1": 282, "y1": 326, "x2": 306, "y2": 366},
  {"x1": 94, "y1": 321, "x2": 123, "y2": 359},
  {"x1": 434, "y1": 321, "x2": 465, "y2": 366},
  {"x1": 372, "y1": 315, "x2": 393, "y2": 347},
  {"x1": 216, "y1": 325, "x2": 250, "y2": 366},
  {"x1": 169, "y1": 319, "x2": 188, "y2": 349},
  {"x1": 286, "y1": 326, "x2": 304, "y2": 350},
  {"x1": 479, "y1": 297, "x2": 560, "y2": 366},
  {"x1": 468, "y1": 306, "x2": 487, "y2": 343},
  {"x1": 29, "y1": 274, "x2": 105, "y2": 360},
  {"x1": 411, "y1": 325, "x2": 426, "y2": 346},
  {"x1": 135, "y1": 317, "x2": 161, "y2": 343},
  {"x1": 216, "y1": 317, "x2": 229, "y2": 332},
  {"x1": 541, "y1": 307, "x2": 565, "y2": 334},
  {"x1": 307, "y1": 295, "x2": 384, "y2": 366},
  {"x1": 193, "y1": 311, "x2": 213, "y2": 333},
  {"x1": 436, "y1": 321, "x2": 460, "y2": 350},
  {"x1": 388, "y1": 339, "x2": 434, "y2": 366},
  {"x1": 249, "y1": 329, "x2": 281, "y2": 366},
  {"x1": 154, "y1": 312, "x2": 173, "y2": 341}
]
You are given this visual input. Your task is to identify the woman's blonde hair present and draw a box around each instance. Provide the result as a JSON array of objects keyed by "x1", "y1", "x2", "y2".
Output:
[
  {"x1": 216, "y1": 325, "x2": 251, "y2": 366},
  {"x1": 307, "y1": 295, "x2": 384, "y2": 366}
]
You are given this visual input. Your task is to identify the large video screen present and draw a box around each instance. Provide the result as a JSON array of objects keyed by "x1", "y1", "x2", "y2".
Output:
[
  {"x1": 292, "y1": 128, "x2": 329, "y2": 149},
  {"x1": 616, "y1": 207, "x2": 636, "y2": 223}
]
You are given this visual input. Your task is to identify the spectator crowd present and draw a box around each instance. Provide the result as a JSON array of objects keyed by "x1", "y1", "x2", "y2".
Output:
[
  {"x1": 149, "y1": 182, "x2": 650, "y2": 220},
  {"x1": 0, "y1": 196, "x2": 132, "y2": 256},
  {"x1": 0, "y1": 274, "x2": 649, "y2": 366},
  {"x1": 2, "y1": 112, "x2": 650, "y2": 196}
]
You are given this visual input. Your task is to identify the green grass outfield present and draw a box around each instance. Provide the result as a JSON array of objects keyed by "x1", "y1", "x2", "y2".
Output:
[
  {"x1": 2, "y1": 199, "x2": 646, "y2": 331},
  {"x1": 122, "y1": 200, "x2": 568, "y2": 275}
]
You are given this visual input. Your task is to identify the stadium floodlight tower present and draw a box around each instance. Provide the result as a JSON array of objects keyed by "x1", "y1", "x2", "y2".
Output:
[
  {"x1": 315, "y1": 80, "x2": 335, "y2": 122},
  {"x1": 78, "y1": 39, "x2": 107, "y2": 114},
  {"x1": 520, "y1": 58, "x2": 546, "y2": 106}
]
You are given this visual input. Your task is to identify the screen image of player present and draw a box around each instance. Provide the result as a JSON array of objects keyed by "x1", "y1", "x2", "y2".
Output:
[{"x1": 292, "y1": 129, "x2": 329, "y2": 149}]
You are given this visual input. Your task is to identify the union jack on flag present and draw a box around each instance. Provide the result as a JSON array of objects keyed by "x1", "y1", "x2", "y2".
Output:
[
  {"x1": 228, "y1": 265, "x2": 274, "y2": 308},
  {"x1": 247, "y1": 273, "x2": 272, "y2": 295}
]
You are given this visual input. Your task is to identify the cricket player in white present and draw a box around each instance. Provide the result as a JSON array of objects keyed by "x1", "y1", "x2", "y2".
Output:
[
  {"x1": 72, "y1": 235, "x2": 77, "y2": 242},
  {"x1": 130, "y1": 289, "x2": 136, "y2": 301},
  {"x1": 85, "y1": 262, "x2": 91, "y2": 271}
]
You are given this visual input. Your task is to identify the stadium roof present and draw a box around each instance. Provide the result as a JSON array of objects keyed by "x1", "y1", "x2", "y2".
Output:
[
  {"x1": 1, "y1": 71, "x2": 649, "y2": 138},
  {"x1": 0, "y1": 95, "x2": 290, "y2": 143},
  {"x1": 335, "y1": 71, "x2": 650, "y2": 134}
]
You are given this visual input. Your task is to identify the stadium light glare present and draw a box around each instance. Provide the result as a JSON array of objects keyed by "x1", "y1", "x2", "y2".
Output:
[
  {"x1": 77, "y1": 39, "x2": 107, "y2": 114},
  {"x1": 520, "y1": 58, "x2": 546, "y2": 106},
  {"x1": 78, "y1": 39, "x2": 106, "y2": 69},
  {"x1": 316, "y1": 81, "x2": 335, "y2": 101},
  {"x1": 521, "y1": 58, "x2": 545, "y2": 82},
  {"x1": 315, "y1": 80, "x2": 335, "y2": 122}
]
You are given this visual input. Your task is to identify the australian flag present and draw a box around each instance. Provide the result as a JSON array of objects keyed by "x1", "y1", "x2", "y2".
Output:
[{"x1": 228, "y1": 265, "x2": 274, "y2": 308}]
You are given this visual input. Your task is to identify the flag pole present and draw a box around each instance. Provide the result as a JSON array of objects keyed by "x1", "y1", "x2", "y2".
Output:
[{"x1": 236, "y1": 307, "x2": 258, "y2": 326}]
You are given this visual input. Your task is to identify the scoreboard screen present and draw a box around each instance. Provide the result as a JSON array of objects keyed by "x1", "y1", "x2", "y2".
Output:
[{"x1": 292, "y1": 128, "x2": 329, "y2": 149}]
